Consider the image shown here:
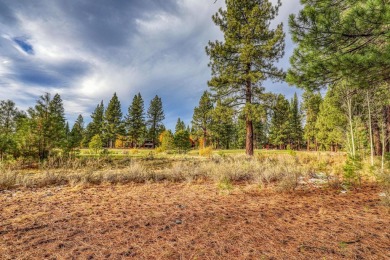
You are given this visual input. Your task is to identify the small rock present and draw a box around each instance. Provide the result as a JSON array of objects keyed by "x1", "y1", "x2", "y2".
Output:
[
  {"x1": 340, "y1": 190, "x2": 347, "y2": 194},
  {"x1": 314, "y1": 172, "x2": 327, "y2": 179},
  {"x1": 379, "y1": 192, "x2": 386, "y2": 197},
  {"x1": 175, "y1": 219, "x2": 182, "y2": 225}
]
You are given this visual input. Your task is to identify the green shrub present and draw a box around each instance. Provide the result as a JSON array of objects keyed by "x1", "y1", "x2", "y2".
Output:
[
  {"x1": 343, "y1": 155, "x2": 362, "y2": 185},
  {"x1": 89, "y1": 135, "x2": 103, "y2": 155}
]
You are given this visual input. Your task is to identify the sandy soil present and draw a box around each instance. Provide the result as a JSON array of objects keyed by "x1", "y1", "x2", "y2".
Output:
[{"x1": 0, "y1": 183, "x2": 389, "y2": 259}]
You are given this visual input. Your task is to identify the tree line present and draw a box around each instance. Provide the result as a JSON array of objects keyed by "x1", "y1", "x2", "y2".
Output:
[
  {"x1": 0, "y1": 88, "x2": 304, "y2": 160},
  {"x1": 0, "y1": 93, "x2": 166, "y2": 160},
  {"x1": 0, "y1": 0, "x2": 389, "y2": 162}
]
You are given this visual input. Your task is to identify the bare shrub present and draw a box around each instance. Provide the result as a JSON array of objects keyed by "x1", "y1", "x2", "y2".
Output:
[
  {"x1": 377, "y1": 171, "x2": 390, "y2": 206},
  {"x1": 0, "y1": 170, "x2": 17, "y2": 189},
  {"x1": 103, "y1": 164, "x2": 148, "y2": 183}
]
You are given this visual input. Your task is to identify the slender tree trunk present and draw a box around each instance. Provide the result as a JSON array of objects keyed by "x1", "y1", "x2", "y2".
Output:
[
  {"x1": 367, "y1": 91, "x2": 374, "y2": 166},
  {"x1": 373, "y1": 122, "x2": 382, "y2": 156},
  {"x1": 245, "y1": 64, "x2": 254, "y2": 156},
  {"x1": 385, "y1": 105, "x2": 390, "y2": 152},
  {"x1": 381, "y1": 121, "x2": 386, "y2": 172},
  {"x1": 347, "y1": 97, "x2": 356, "y2": 157},
  {"x1": 203, "y1": 128, "x2": 207, "y2": 149},
  {"x1": 246, "y1": 117, "x2": 254, "y2": 155}
]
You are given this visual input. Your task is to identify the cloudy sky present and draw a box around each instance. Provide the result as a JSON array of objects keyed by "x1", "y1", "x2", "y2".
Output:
[{"x1": 0, "y1": 0, "x2": 302, "y2": 130}]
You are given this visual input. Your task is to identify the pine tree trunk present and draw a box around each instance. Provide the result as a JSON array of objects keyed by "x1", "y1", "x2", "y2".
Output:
[
  {"x1": 373, "y1": 122, "x2": 382, "y2": 156},
  {"x1": 381, "y1": 121, "x2": 386, "y2": 172},
  {"x1": 367, "y1": 91, "x2": 374, "y2": 166},
  {"x1": 385, "y1": 105, "x2": 390, "y2": 153},
  {"x1": 245, "y1": 64, "x2": 254, "y2": 156},
  {"x1": 203, "y1": 128, "x2": 207, "y2": 149},
  {"x1": 246, "y1": 118, "x2": 254, "y2": 156},
  {"x1": 347, "y1": 97, "x2": 356, "y2": 157}
]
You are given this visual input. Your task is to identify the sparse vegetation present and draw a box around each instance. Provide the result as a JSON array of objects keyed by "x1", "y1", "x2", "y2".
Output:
[
  {"x1": 0, "y1": 151, "x2": 361, "y2": 191},
  {"x1": 1, "y1": 0, "x2": 389, "y2": 259}
]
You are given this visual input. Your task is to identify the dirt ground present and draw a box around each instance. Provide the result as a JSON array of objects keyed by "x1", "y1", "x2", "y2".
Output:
[{"x1": 0, "y1": 183, "x2": 389, "y2": 259}]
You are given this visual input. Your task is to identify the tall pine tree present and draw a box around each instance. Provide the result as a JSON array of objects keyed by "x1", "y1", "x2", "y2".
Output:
[
  {"x1": 31, "y1": 93, "x2": 66, "y2": 158},
  {"x1": 175, "y1": 118, "x2": 186, "y2": 134},
  {"x1": 84, "y1": 101, "x2": 104, "y2": 146},
  {"x1": 192, "y1": 91, "x2": 214, "y2": 148},
  {"x1": 126, "y1": 93, "x2": 146, "y2": 148},
  {"x1": 49, "y1": 94, "x2": 66, "y2": 149},
  {"x1": 269, "y1": 94, "x2": 290, "y2": 149},
  {"x1": 70, "y1": 114, "x2": 84, "y2": 150},
  {"x1": 315, "y1": 87, "x2": 346, "y2": 151},
  {"x1": 146, "y1": 95, "x2": 165, "y2": 148},
  {"x1": 211, "y1": 99, "x2": 235, "y2": 149},
  {"x1": 104, "y1": 93, "x2": 123, "y2": 148},
  {"x1": 0, "y1": 100, "x2": 18, "y2": 160},
  {"x1": 302, "y1": 90, "x2": 322, "y2": 150},
  {"x1": 288, "y1": 93, "x2": 303, "y2": 150},
  {"x1": 206, "y1": 0, "x2": 285, "y2": 155}
]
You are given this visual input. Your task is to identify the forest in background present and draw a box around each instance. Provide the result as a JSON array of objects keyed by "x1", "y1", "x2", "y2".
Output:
[{"x1": 0, "y1": 0, "x2": 389, "y2": 167}]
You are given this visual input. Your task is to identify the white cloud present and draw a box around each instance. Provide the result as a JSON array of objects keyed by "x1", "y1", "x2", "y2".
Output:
[{"x1": 0, "y1": 0, "x2": 302, "y2": 129}]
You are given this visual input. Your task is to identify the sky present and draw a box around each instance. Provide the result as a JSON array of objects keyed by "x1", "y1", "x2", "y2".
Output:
[{"x1": 0, "y1": 0, "x2": 302, "y2": 130}]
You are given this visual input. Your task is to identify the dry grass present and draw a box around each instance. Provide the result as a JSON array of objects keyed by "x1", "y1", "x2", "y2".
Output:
[
  {"x1": 0, "y1": 152, "x2": 371, "y2": 192},
  {"x1": 1, "y1": 152, "x2": 389, "y2": 259}
]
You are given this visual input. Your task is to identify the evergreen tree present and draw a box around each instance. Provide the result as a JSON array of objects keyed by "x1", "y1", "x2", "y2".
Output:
[
  {"x1": 206, "y1": 0, "x2": 285, "y2": 156},
  {"x1": 175, "y1": 118, "x2": 186, "y2": 133},
  {"x1": 174, "y1": 130, "x2": 191, "y2": 153},
  {"x1": 269, "y1": 94, "x2": 290, "y2": 149},
  {"x1": 287, "y1": 0, "x2": 390, "y2": 89},
  {"x1": 302, "y1": 90, "x2": 322, "y2": 150},
  {"x1": 146, "y1": 95, "x2": 165, "y2": 148},
  {"x1": 49, "y1": 94, "x2": 66, "y2": 149},
  {"x1": 126, "y1": 93, "x2": 146, "y2": 147},
  {"x1": 236, "y1": 113, "x2": 247, "y2": 149},
  {"x1": 0, "y1": 100, "x2": 18, "y2": 160},
  {"x1": 70, "y1": 114, "x2": 84, "y2": 149},
  {"x1": 253, "y1": 117, "x2": 268, "y2": 149},
  {"x1": 211, "y1": 99, "x2": 235, "y2": 149},
  {"x1": 315, "y1": 88, "x2": 346, "y2": 151},
  {"x1": 192, "y1": 91, "x2": 214, "y2": 148},
  {"x1": 84, "y1": 101, "x2": 104, "y2": 146},
  {"x1": 65, "y1": 121, "x2": 70, "y2": 151},
  {"x1": 288, "y1": 93, "x2": 303, "y2": 149},
  {"x1": 0, "y1": 100, "x2": 18, "y2": 135},
  {"x1": 104, "y1": 93, "x2": 123, "y2": 148},
  {"x1": 32, "y1": 93, "x2": 66, "y2": 158}
]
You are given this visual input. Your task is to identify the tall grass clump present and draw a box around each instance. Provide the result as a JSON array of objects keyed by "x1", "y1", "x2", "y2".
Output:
[{"x1": 199, "y1": 147, "x2": 213, "y2": 157}]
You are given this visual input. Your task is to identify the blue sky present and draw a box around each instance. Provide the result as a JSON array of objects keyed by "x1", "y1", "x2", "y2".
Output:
[{"x1": 0, "y1": 0, "x2": 302, "y2": 130}]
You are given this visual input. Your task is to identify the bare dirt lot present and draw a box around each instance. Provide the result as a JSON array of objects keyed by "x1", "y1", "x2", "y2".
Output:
[{"x1": 1, "y1": 184, "x2": 389, "y2": 259}]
